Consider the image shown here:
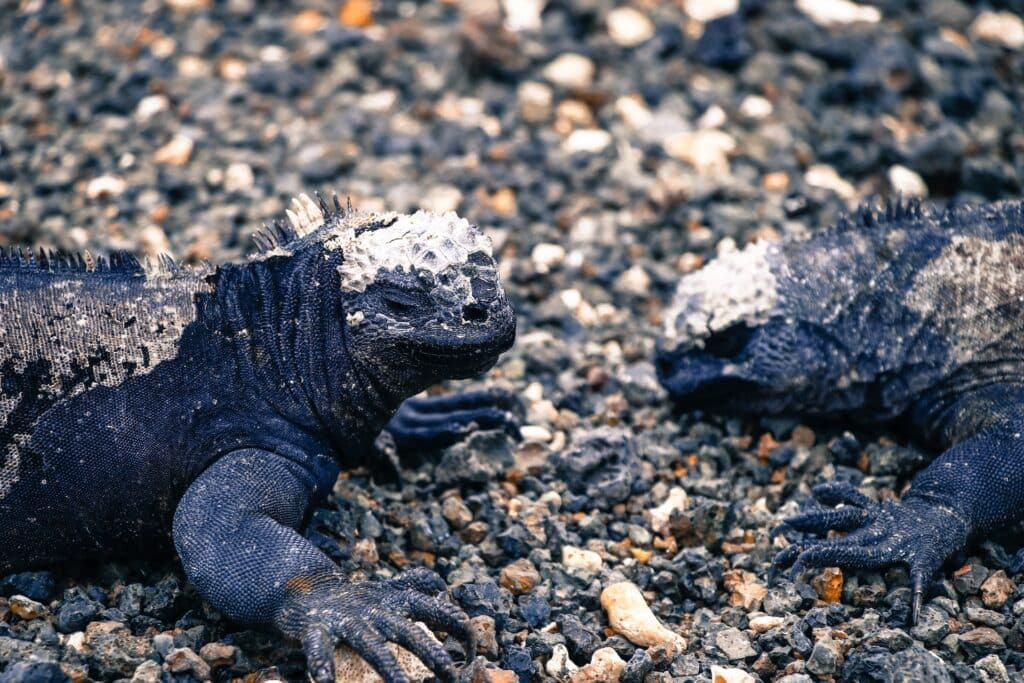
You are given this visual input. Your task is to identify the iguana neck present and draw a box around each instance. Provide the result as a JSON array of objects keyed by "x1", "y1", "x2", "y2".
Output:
[{"x1": 207, "y1": 257, "x2": 409, "y2": 459}]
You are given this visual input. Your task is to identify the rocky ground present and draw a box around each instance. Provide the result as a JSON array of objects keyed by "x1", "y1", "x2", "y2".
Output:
[{"x1": 2, "y1": 0, "x2": 1024, "y2": 681}]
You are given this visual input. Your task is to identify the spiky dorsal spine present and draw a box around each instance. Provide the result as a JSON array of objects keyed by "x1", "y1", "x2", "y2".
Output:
[{"x1": 252, "y1": 192, "x2": 348, "y2": 255}]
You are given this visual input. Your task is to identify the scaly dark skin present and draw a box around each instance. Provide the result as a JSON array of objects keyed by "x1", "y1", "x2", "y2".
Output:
[
  {"x1": 0, "y1": 194, "x2": 517, "y2": 683},
  {"x1": 656, "y1": 199, "x2": 1024, "y2": 624}
]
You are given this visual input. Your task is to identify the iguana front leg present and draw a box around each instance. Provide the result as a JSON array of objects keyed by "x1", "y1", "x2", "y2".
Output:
[
  {"x1": 172, "y1": 449, "x2": 473, "y2": 683},
  {"x1": 774, "y1": 418, "x2": 1024, "y2": 623}
]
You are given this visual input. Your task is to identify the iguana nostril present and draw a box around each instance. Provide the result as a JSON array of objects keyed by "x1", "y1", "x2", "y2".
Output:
[{"x1": 462, "y1": 303, "x2": 488, "y2": 323}]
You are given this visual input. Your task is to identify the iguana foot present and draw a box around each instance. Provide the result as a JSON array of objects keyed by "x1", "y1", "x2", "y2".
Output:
[
  {"x1": 281, "y1": 567, "x2": 475, "y2": 683},
  {"x1": 771, "y1": 481, "x2": 969, "y2": 624},
  {"x1": 387, "y1": 390, "x2": 520, "y2": 453}
]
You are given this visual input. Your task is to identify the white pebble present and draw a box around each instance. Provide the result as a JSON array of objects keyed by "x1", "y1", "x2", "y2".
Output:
[
  {"x1": 600, "y1": 582, "x2": 687, "y2": 652},
  {"x1": 532, "y1": 243, "x2": 567, "y2": 273},
  {"x1": 563, "y1": 128, "x2": 612, "y2": 154},
  {"x1": 748, "y1": 614, "x2": 784, "y2": 633},
  {"x1": 607, "y1": 7, "x2": 654, "y2": 47},
  {"x1": 804, "y1": 164, "x2": 857, "y2": 201},
  {"x1": 546, "y1": 644, "x2": 579, "y2": 682},
  {"x1": 614, "y1": 96, "x2": 652, "y2": 129},
  {"x1": 135, "y1": 94, "x2": 169, "y2": 121},
  {"x1": 739, "y1": 95, "x2": 773, "y2": 120},
  {"x1": 647, "y1": 486, "x2": 688, "y2": 536},
  {"x1": 887, "y1": 165, "x2": 927, "y2": 198},
  {"x1": 543, "y1": 53, "x2": 596, "y2": 90},
  {"x1": 796, "y1": 0, "x2": 881, "y2": 26},
  {"x1": 711, "y1": 666, "x2": 756, "y2": 683},
  {"x1": 86, "y1": 174, "x2": 126, "y2": 200},
  {"x1": 697, "y1": 104, "x2": 728, "y2": 129},
  {"x1": 663, "y1": 129, "x2": 736, "y2": 176},
  {"x1": 224, "y1": 162, "x2": 254, "y2": 193},
  {"x1": 519, "y1": 81, "x2": 554, "y2": 122},
  {"x1": 683, "y1": 0, "x2": 738, "y2": 23},
  {"x1": 569, "y1": 648, "x2": 626, "y2": 683},
  {"x1": 503, "y1": 0, "x2": 545, "y2": 32},
  {"x1": 562, "y1": 546, "x2": 603, "y2": 572},
  {"x1": 970, "y1": 11, "x2": 1024, "y2": 49},
  {"x1": 520, "y1": 425, "x2": 553, "y2": 443}
]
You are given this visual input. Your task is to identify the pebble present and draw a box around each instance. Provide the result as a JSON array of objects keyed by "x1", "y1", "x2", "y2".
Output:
[
  {"x1": 562, "y1": 546, "x2": 603, "y2": 572},
  {"x1": 970, "y1": 11, "x2": 1024, "y2": 50},
  {"x1": 975, "y1": 654, "x2": 1010, "y2": 683},
  {"x1": 713, "y1": 627, "x2": 756, "y2": 661},
  {"x1": 135, "y1": 94, "x2": 169, "y2": 121},
  {"x1": 518, "y1": 82, "x2": 553, "y2": 122},
  {"x1": 663, "y1": 130, "x2": 736, "y2": 176},
  {"x1": 502, "y1": 0, "x2": 545, "y2": 32},
  {"x1": 980, "y1": 570, "x2": 1015, "y2": 610},
  {"x1": 748, "y1": 615, "x2": 784, "y2": 633},
  {"x1": 887, "y1": 165, "x2": 928, "y2": 198},
  {"x1": 569, "y1": 647, "x2": 627, "y2": 683},
  {"x1": 710, "y1": 666, "x2": 755, "y2": 683},
  {"x1": 795, "y1": 0, "x2": 882, "y2": 27},
  {"x1": 810, "y1": 567, "x2": 843, "y2": 603},
  {"x1": 499, "y1": 558, "x2": 540, "y2": 595},
  {"x1": 682, "y1": 0, "x2": 738, "y2": 23},
  {"x1": 542, "y1": 54, "x2": 596, "y2": 90},
  {"x1": 9, "y1": 595, "x2": 46, "y2": 620},
  {"x1": 960, "y1": 627, "x2": 1005, "y2": 659},
  {"x1": 153, "y1": 134, "x2": 194, "y2": 166},
  {"x1": 138, "y1": 225, "x2": 172, "y2": 259},
  {"x1": 421, "y1": 184, "x2": 463, "y2": 213},
  {"x1": 520, "y1": 425, "x2": 553, "y2": 442},
  {"x1": 646, "y1": 486, "x2": 688, "y2": 536},
  {"x1": 85, "y1": 175, "x2": 127, "y2": 201},
  {"x1": 546, "y1": 644, "x2": 579, "y2": 682},
  {"x1": 738, "y1": 96, "x2": 772, "y2": 120},
  {"x1": 333, "y1": 626, "x2": 436, "y2": 682},
  {"x1": 563, "y1": 129, "x2": 613, "y2": 155},
  {"x1": 806, "y1": 640, "x2": 840, "y2": 676},
  {"x1": 804, "y1": 164, "x2": 858, "y2": 202},
  {"x1": 600, "y1": 582, "x2": 686, "y2": 653},
  {"x1": 223, "y1": 162, "x2": 255, "y2": 193},
  {"x1": 532, "y1": 243, "x2": 567, "y2": 273},
  {"x1": 165, "y1": 647, "x2": 211, "y2": 680},
  {"x1": 607, "y1": 7, "x2": 654, "y2": 47}
]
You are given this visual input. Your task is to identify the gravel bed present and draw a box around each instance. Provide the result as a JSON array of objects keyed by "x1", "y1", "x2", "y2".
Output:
[{"x1": 1, "y1": 0, "x2": 1023, "y2": 681}]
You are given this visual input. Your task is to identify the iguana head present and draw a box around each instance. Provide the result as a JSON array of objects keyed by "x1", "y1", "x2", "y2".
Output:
[
  {"x1": 255, "y1": 194, "x2": 515, "y2": 392},
  {"x1": 656, "y1": 237, "x2": 852, "y2": 415}
]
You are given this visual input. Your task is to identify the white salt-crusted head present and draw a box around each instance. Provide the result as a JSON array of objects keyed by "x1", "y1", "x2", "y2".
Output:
[
  {"x1": 329, "y1": 210, "x2": 493, "y2": 293},
  {"x1": 662, "y1": 239, "x2": 780, "y2": 351}
]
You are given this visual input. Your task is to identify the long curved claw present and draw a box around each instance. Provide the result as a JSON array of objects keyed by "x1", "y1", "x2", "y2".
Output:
[
  {"x1": 302, "y1": 627, "x2": 337, "y2": 683},
  {"x1": 340, "y1": 623, "x2": 411, "y2": 683},
  {"x1": 376, "y1": 616, "x2": 458, "y2": 683},
  {"x1": 810, "y1": 481, "x2": 873, "y2": 508}
]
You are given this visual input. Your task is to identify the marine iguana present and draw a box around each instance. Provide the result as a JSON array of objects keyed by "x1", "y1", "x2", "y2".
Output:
[
  {"x1": 656, "y1": 199, "x2": 1024, "y2": 623},
  {"x1": 0, "y1": 194, "x2": 517, "y2": 683}
]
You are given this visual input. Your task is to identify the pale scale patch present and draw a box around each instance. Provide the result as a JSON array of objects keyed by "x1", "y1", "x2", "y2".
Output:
[
  {"x1": 662, "y1": 239, "x2": 780, "y2": 351},
  {"x1": 329, "y1": 210, "x2": 493, "y2": 294},
  {"x1": 906, "y1": 233, "x2": 1024, "y2": 364}
]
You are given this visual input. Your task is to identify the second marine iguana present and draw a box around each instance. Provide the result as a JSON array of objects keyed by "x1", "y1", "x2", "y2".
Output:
[
  {"x1": 656, "y1": 199, "x2": 1024, "y2": 622},
  {"x1": 0, "y1": 194, "x2": 517, "y2": 683}
]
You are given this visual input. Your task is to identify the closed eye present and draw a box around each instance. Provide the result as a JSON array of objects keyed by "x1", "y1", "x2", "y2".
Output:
[{"x1": 702, "y1": 323, "x2": 755, "y2": 359}]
